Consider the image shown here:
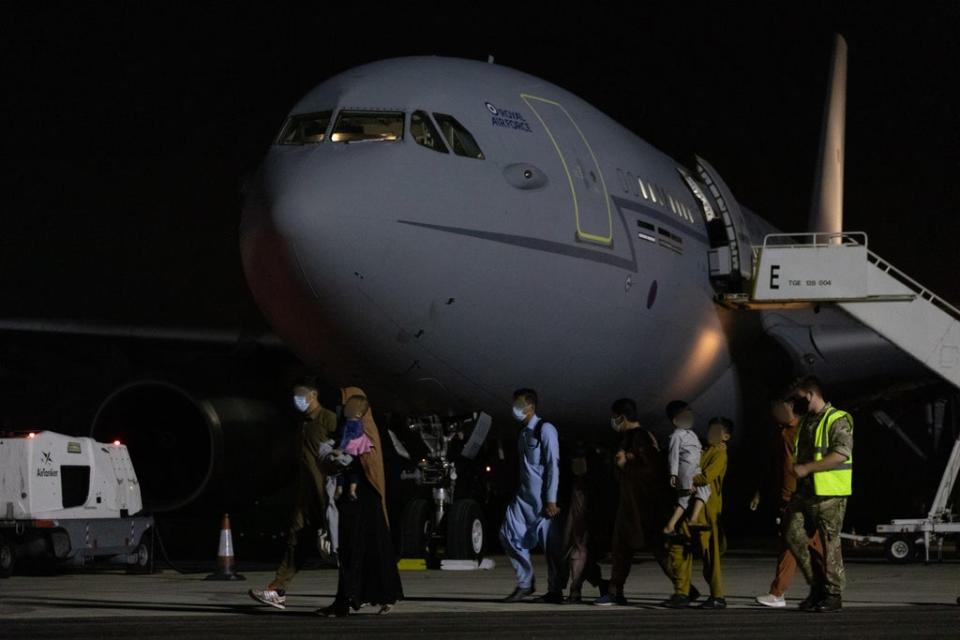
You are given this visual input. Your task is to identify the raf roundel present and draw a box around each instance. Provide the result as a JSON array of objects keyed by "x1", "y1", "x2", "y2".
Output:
[
  {"x1": 484, "y1": 102, "x2": 499, "y2": 116},
  {"x1": 647, "y1": 280, "x2": 659, "y2": 310}
]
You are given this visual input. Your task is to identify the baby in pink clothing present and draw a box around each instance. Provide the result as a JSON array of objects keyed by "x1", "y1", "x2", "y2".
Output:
[{"x1": 336, "y1": 395, "x2": 373, "y2": 501}]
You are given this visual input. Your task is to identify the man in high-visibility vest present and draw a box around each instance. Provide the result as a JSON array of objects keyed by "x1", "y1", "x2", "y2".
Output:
[{"x1": 784, "y1": 376, "x2": 854, "y2": 613}]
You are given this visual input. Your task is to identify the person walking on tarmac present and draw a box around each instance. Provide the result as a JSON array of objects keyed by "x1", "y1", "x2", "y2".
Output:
[
  {"x1": 249, "y1": 377, "x2": 338, "y2": 610},
  {"x1": 784, "y1": 376, "x2": 854, "y2": 613},
  {"x1": 500, "y1": 388, "x2": 565, "y2": 603},
  {"x1": 663, "y1": 417, "x2": 733, "y2": 610},
  {"x1": 753, "y1": 396, "x2": 824, "y2": 608},
  {"x1": 594, "y1": 398, "x2": 676, "y2": 606},
  {"x1": 320, "y1": 386, "x2": 403, "y2": 617},
  {"x1": 560, "y1": 443, "x2": 608, "y2": 603}
]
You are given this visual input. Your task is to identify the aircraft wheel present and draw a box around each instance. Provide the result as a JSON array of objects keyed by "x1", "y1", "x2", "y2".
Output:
[
  {"x1": 884, "y1": 534, "x2": 916, "y2": 564},
  {"x1": 446, "y1": 499, "x2": 484, "y2": 560},
  {"x1": 399, "y1": 499, "x2": 433, "y2": 558}
]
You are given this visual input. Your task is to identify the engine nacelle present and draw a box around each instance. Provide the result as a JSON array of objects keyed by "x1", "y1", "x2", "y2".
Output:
[{"x1": 90, "y1": 380, "x2": 293, "y2": 512}]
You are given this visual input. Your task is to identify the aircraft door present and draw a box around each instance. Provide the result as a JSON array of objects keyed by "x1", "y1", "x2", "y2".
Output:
[
  {"x1": 521, "y1": 94, "x2": 613, "y2": 246},
  {"x1": 691, "y1": 156, "x2": 755, "y2": 282}
]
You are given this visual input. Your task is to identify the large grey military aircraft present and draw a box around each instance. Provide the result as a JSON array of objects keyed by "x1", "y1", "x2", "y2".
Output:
[
  {"x1": 239, "y1": 37, "x2": 922, "y2": 436},
  {"x1": 2, "y1": 36, "x2": 948, "y2": 556}
]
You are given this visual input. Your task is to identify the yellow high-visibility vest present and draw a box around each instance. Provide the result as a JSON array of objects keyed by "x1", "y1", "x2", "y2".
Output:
[{"x1": 797, "y1": 407, "x2": 853, "y2": 496}]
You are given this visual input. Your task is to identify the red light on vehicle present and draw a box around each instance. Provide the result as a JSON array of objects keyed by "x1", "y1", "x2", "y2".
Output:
[
  {"x1": 113, "y1": 440, "x2": 121, "y2": 446},
  {"x1": 28, "y1": 432, "x2": 36, "y2": 439}
]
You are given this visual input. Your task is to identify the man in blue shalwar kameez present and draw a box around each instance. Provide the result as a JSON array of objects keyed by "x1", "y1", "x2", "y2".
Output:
[{"x1": 500, "y1": 388, "x2": 565, "y2": 603}]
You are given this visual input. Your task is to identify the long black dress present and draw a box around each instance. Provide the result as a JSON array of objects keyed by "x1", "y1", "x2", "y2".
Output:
[{"x1": 334, "y1": 462, "x2": 403, "y2": 611}]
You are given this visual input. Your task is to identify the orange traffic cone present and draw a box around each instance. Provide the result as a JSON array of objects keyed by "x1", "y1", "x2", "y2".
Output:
[{"x1": 205, "y1": 513, "x2": 245, "y2": 581}]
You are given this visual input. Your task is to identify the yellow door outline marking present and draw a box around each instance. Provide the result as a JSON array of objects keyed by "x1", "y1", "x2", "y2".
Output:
[{"x1": 521, "y1": 93, "x2": 613, "y2": 246}]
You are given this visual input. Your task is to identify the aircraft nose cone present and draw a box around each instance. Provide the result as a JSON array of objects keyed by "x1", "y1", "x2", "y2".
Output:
[{"x1": 239, "y1": 149, "x2": 358, "y2": 372}]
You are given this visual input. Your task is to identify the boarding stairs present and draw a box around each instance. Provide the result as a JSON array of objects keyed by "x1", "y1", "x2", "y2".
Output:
[{"x1": 716, "y1": 232, "x2": 960, "y2": 390}]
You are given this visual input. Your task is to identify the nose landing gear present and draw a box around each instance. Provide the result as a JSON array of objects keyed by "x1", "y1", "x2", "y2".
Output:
[{"x1": 398, "y1": 413, "x2": 492, "y2": 561}]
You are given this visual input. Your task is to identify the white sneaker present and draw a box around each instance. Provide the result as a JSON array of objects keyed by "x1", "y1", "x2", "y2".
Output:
[
  {"x1": 249, "y1": 589, "x2": 287, "y2": 610},
  {"x1": 755, "y1": 593, "x2": 786, "y2": 608}
]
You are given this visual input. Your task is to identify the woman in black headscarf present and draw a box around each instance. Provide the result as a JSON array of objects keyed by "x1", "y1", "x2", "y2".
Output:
[{"x1": 319, "y1": 386, "x2": 403, "y2": 616}]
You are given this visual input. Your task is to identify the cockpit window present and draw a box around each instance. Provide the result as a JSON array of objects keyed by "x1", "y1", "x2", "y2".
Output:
[
  {"x1": 432, "y1": 113, "x2": 485, "y2": 159},
  {"x1": 411, "y1": 111, "x2": 448, "y2": 153},
  {"x1": 277, "y1": 111, "x2": 332, "y2": 145},
  {"x1": 330, "y1": 110, "x2": 404, "y2": 143}
]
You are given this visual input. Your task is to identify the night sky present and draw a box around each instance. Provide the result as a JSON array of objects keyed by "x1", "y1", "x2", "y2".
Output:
[{"x1": 3, "y1": 2, "x2": 959, "y2": 330}]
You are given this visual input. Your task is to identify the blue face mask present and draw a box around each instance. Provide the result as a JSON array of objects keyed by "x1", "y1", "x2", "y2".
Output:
[
  {"x1": 293, "y1": 395, "x2": 310, "y2": 413},
  {"x1": 512, "y1": 405, "x2": 527, "y2": 422}
]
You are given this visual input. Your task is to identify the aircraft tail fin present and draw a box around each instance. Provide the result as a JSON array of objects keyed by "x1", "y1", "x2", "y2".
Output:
[{"x1": 809, "y1": 34, "x2": 848, "y2": 237}]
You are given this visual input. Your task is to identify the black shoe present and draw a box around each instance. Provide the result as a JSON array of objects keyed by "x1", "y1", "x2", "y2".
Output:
[
  {"x1": 593, "y1": 593, "x2": 628, "y2": 606},
  {"x1": 798, "y1": 589, "x2": 823, "y2": 612},
  {"x1": 688, "y1": 585, "x2": 701, "y2": 603},
  {"x1": 698, "y1": 597, "x2": 727, "y2": 609},
  {"x1": 815, "y1": 595, "x2": 842, "y2": 613},
  {"x1": 536, "y1": 591, "x2": 564, "y2": 604},
  {"x1": 503, "y1": 585, "x2": 535, "y2": 602},
  {"x1": 662, "y1": 594, "x2": 691, "y2": 609},
  {"x1": 566, "y1": 590, "x2": 583, "y2": 604}
]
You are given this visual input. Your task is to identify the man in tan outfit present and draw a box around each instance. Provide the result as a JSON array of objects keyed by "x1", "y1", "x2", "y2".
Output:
[{"x1": 249, "y1": 377, "x2": 338, "y2": 610}]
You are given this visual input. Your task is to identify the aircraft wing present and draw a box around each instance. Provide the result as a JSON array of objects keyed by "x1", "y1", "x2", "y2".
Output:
[{"x1": 0, "y1": 318, "x2": 284, "y2": 347}]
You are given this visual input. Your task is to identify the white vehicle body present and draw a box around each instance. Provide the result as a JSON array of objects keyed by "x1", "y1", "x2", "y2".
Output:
[{"x1": 0, "y1": 431, "x2": 153, "y2": 576}]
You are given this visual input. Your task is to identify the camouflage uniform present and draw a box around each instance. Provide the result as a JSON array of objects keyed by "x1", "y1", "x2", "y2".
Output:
[{"x1": 784, "y1": 403, "x2": 853, "y2": 597}]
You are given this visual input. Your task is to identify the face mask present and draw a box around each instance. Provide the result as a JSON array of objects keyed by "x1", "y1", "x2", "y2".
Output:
[
  {"x1": 611, "y1": 417, "x2": 622, "y2": 432},
  {"x1": 791, "y1": 396, "x2": 811, "y2": 415},
  {"x1": 674, "y1": 415, "x2": 694, "y2": 430},
  {"x1": 512, "y1": 406, "x2": 527, "y2": 422},
  {"x1": 293, "y1": 395, "x2": 310, "y2": 413}
]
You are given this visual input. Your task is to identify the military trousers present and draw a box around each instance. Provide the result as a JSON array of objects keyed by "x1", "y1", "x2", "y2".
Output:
[{"x1": 784, "y1": 495, "x2": 847, "y2": 597}]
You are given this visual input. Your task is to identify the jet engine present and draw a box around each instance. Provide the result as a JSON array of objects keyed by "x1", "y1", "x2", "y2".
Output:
[{"x1": 90, "y1": 380, "x2": 295, "y2": 512}]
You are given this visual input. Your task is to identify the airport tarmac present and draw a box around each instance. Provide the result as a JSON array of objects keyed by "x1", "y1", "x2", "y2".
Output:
[{"x1": 1, "y1": 554, "x2": 958, "y2": 638}]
